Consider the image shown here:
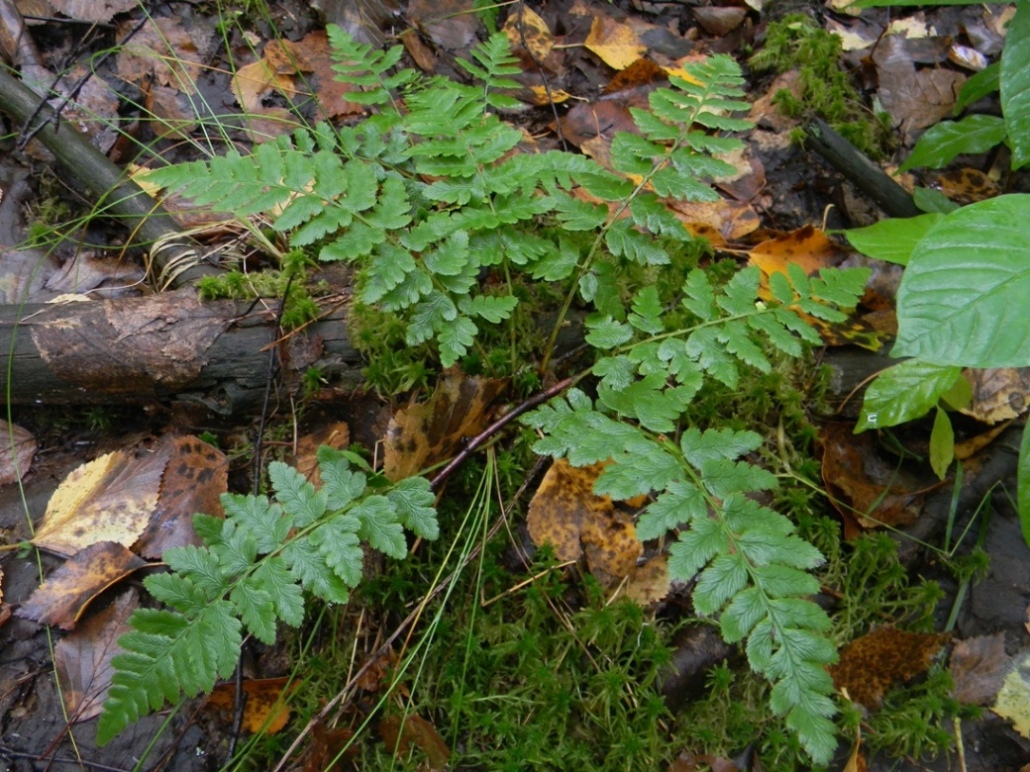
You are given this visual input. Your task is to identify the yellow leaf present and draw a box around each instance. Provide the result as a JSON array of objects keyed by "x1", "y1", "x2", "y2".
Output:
[{"x1": 584, "y1": 16, "x2": 645, "y2": 71}]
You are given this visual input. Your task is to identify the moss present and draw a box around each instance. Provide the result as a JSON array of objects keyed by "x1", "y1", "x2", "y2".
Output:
[{"x1": 750, "y1": 14, "x2": 894, "y2": 158}]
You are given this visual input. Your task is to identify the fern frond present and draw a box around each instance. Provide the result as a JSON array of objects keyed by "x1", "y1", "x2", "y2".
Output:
[
  {"x1": 326, "y1": 25, "x2": 415, "y2": 106},
  {"x1": 98, "y1": 452, "x2": 438, "y2": 746}
]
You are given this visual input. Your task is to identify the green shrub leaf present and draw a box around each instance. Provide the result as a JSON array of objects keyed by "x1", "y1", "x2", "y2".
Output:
[
  {"x1": 1002, "y1": 0, "x2": 1030, "y2": 169},
  {"x1": 899, "y1": 114, "x2": 1007, "y2": 172},
  {"x1": 893, "y1": 194, "x2": 1030, "y2": 367},
  {"x1": 846, "y1": 213, "x2": 945, "y2": 266},
  {"x1": 856, "y1": 359, "x2": 961, "y2": 431}
]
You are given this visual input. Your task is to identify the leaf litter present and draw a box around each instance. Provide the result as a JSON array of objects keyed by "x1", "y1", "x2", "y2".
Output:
[{"x1": 2, "y1": 0, "x2": 1030, "y2": 768}]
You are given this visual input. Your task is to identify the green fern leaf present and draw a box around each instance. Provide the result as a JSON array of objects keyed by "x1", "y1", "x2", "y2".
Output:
[
  {"x1": 636, "y1": 480, "x2": 707, "y2": 540},
  {"x1": 388, "y1": 477, "x2": 440, "y2": 540},
  {"x1": 97, "y1": 602, "x2": 241, "y2": 746},
  {"x1": 352, "y1": 496, "x2": 407, "y2": 559},
  {"x1": 309, "y1": 515, "x2": 364, "y2": 587},
  {"x1": 230, "y1": 582, "x2": 277, "y2": 644},
  {"x1": 269, "y1": 461, "x2": 327, "y2": 527},
  {"x1": 460, "y1": 294, "x2": 518, "y2": 323}
]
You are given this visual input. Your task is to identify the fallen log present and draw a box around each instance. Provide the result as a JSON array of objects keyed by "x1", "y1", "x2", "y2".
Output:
[{"x1": 0, "y1": 289, "x2": 363, "y2": 415}]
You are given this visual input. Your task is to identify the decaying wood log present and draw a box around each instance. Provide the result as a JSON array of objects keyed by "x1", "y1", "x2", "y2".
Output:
[
  {"x1": 0, "y1": 290, "x2": 363, "y2": 415},
  {"x1": 0, "y1": 67, "x2": 222, "y2": 289}
]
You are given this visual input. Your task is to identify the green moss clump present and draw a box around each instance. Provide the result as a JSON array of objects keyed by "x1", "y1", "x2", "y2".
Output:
[{"x1": 750, "y1": 14, "x2": 893, "y2": 158}]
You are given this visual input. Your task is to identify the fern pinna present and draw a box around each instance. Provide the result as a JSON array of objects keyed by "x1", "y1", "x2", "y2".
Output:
[{"x1": 123, "y1": 28, "x2": 872, "y2": 763}]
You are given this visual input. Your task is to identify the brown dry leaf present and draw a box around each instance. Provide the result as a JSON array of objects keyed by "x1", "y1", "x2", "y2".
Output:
[
  {"x1": 408, "y1": 0, "x2": 480, "y2": 52},
  {"x1": 666, "y1": 199, "x2": 760, "y2": 243},
  {"x1": 585, "y1": 16, "x2": 646, "y2": 71},
  {"x1": 819, "y1": 422, "x2": 926, "y2": 538},
  {"x1": 503, "y1": 5, "x2": 556, "y2": 63},
  {"x1": 749, "y1": 70, "x2": 803, "y2": 133},
  {"x1": 293, "y1": 422, "x2": 351, "y2": 485},
  {"x1": 135, "y1": 435, "x2": 229, "y2": 560},
  {"x1": 957, "y1": 368, "x2": 1030, "y2": 424},
  {"x1": 303, "y1": 722, "x2": 357, "y2": 772},
  {"x1": 527, "y1": 459, "x2": 642, "y2": 581},
  {"x1": 54, "y1": 588, "x2": 138, "y2": 722},
  {"x1": 399, "y1": 28, "x2": 438, "y2": 73},
  {"x1": 383, "y1": 367, "x2": 508, "y2": 482},
  {"x1": 954, "y1": 420, "x2": 1013, "y2": 461},
  {"x1": 33, "y1": 441, "x2": 173, "y2": 557},
  {"x1": 605, "y1": 58, "x2": 667, "y2": 95},
  {"x1": 207, "y1": 678, "x2": 296, "y2": 734},
  {"x1": 116, "y1": 17, "x2": 204, "y2": 95},
  {"x1": 232, "y1": 58, "x2": 296, "y2": 140},
  {"x1": 47, "y1": 0, "x2": 133, "y2": 22},
  {"x1": 829, "y1": 627, "x2": 950, "y2": 710},
  {"x1": 560, "y1": 101, "x2": 637, "y2": 148},
  {"x1": 873, "y1": 34, "x2": 965, "y2": 137},
  {"x1": 934, "y1": 168, "x2": 1001, "y2": 205},
  {"x1": 692, "y1": 6, "x2": 748, "y2": 37},
  {"x1": 17, "y1": 542, "x2": 146, "y2": 630},
  {"x1": 622, "y1": 554, "x2": 670, "y2": 606},
  {"x1": 0, "y1": 420, "x2": 35, "y2": 485},
  {"x1": 380, "y1": 713, "x2": 450, "y2": 770},
  {"x1": 283, "y1": 31, "x2": 365, "y2": 120},
  {"x1": 950, "y1": 633, "x2": 1011, "y2": 706},
  {"x1": 583, "y1": 507, "x2": 640, "y2": 579}
]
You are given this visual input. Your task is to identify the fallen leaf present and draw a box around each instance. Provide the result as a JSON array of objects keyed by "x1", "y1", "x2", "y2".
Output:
[
  {"x1": 992, "y1": 651, "x2": 1030, "y2": 739},
  {"x1": 17, "y1": 542, "x2": 146, "y2": 629},
  {"x1": 54, "y1": 588, "x2": 139, "y2": 722},
  {"x1": 829, "y1": 627, "x2": 950, "y2": 709},
  {"x1": 503, "y1": 5, "x2": 556, "y2": 64},
  {"x1": 207, "y1": 678, "x2": 297, "y2": 734},
  {"x1": 303, "y1": 721, "x2": 356, "y2": 772},
  {"x1": 873, "y1": 34, "x2": 965, "y2": 138},
  {"x1": 380, "y1": 713, "x2": 450, "y2": 770},
  {"x1": 116, "y1": 17, "x2": 205, "y2": 95},
  {"x1": 135, "y1": 435, "x2": 229, "y2": 560},
  {"x1": 585, "y1": 15, "x2": 646, "y2": 71},
  {"x1": 293, "y1": 422, "x2": 351, "y2": 485},
  {"x1": 819, "y1": 423, "x2": 926, "y2": 537},
  {"x1": 604, "y1": 58, "x2": 667, "y2": 94},
  {"x1": 47, "y1": 0, "x2": 134, "y2": 23},
  {"x1": 950, "y1": 633, "x2": 1011, "y2": 706},
  {"x1": 692, "y1": 7, "x2": 747, "y2": 37},
  {"x1": 622, "y1": 554, "x2": 670, "y2": 606},
  {"x1": 0, "y1": 420, "x2": 35, "y2": 485},
  {"x1": 408, "y1": 0, "x2": 480, "y2": 51},
  {"x1": 666, "y1": 199, "x2": 760, "y2": 243},
  {"x1": 527, "y1": 459, "x2": 642, "y2": 581},
  {"x1": 33, "y1": 441, "x2": 173, "y2": 557},
  {"x1": 958, "y1": 368, "x2": 1030, "y2": 424},
  {"x1": 399, "y1": 28, "x2": 438, "y2": 73},
  {"x1": 383, "y1": 367, "x2": 508, "y2": 482},
  {"x1": 749, "y1": 225, "x2": 840, "y2": 286},
  {"x1": 933, "y1": 168, "x2": 1000, "y2": 206}
]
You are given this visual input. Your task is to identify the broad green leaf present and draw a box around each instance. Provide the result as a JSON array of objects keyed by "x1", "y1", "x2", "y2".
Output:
[
  {"x1": 893, "y1": 195, "x2": 1030, "y2": 367},
  {"x1": 929, "y1": 407, "x2": 955, "y2": 480},
  {"x1": 1002, "y1": 0, "x2": 1030, "y2": 169},
  {"x1": 846, "y1": 214, "x2": 944, "y2": 266},
  {"x1": 856, "y1": 360, "x2": 961, "y2": 431},
  {"x1": 899, "y1": 115, "x2": 1007, "y2": 172},
  {"x1": 1019, "y1": 419, "x2": 1030, "y2": 549},
  {"x1": 954, "y1": 63, "x2": 999, "y2": 115},
  {"x1": 912, "y1": 187, "x2": 960, "y2": 214}
]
